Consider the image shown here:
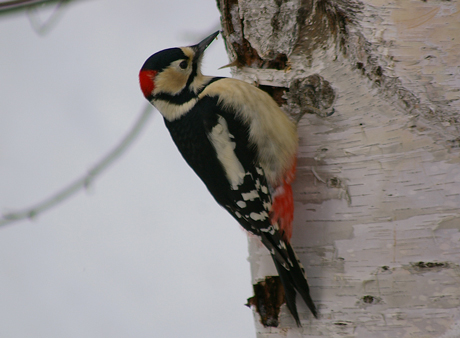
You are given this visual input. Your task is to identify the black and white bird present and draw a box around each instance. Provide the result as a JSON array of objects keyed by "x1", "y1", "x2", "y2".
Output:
[{"x1": 139, "y1": 31, "x2": 317, "y2": 325}]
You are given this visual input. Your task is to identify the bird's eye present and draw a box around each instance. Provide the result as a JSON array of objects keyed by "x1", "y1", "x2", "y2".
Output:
[{"x1": 179, "y1": 60, "x2": 188, "y2": 69}]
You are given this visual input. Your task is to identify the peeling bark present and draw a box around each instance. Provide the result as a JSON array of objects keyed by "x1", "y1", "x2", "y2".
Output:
[
  {"x1": 217, "y1": 0, "x2": 460, "y2": 336},
  {"x1": 247, "y1": 276, "x2": 285, "y2": 327}
]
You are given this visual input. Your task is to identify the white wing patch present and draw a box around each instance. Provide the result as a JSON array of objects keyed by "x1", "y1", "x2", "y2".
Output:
[
  {"x1": 199, "y1": 78, "x2": 298, "y2": 186},
  {"x1": 207, "y1": 115, "x2": 245, "y2": 189}
]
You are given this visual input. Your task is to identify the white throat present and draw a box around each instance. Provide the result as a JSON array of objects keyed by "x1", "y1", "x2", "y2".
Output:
[{"x1": 152, "y1": 98, "x2": 198, "y2": 121}]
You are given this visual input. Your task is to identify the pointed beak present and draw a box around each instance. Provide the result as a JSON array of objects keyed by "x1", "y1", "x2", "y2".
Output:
[
  {"x1": 218, "y1": 59, "x2": 240, "y2": 69},
  {"x1": 192, "y1": 31, "x2": 220, "y2": 62}
]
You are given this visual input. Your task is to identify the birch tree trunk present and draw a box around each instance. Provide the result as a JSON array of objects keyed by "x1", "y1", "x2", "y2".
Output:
[{"x1": 217, "y1": 0, "x2": 460, "y2": 336}]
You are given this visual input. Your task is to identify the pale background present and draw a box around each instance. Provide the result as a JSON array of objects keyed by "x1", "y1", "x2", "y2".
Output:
[{"x1": 0, "y1": 1, "x2": 256, "y2": 337}]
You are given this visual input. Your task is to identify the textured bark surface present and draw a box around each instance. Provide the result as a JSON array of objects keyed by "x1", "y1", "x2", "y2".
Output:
[{"x1": 217, "y1": 0, "x2": 460, "y2": 336}]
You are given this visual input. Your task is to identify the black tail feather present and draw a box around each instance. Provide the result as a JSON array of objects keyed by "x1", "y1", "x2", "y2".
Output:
[
  {"x1": 285, "y1": 243, "x2": 318, "y2": 319},
  {"x1": 273, "y1": 258, "x2": 301, "y2": 326},
  {"x1": 272, "y1": 242, "x2": 317, "y2": 326}
]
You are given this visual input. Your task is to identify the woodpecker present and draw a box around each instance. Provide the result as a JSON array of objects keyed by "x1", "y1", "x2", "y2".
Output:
[{"x1": 139, "y1": 31, "x2": 317, "y2": 325}]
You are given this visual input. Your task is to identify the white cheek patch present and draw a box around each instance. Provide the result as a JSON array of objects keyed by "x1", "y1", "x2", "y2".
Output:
[
  {"x1": 207, "y1": 115, "x2": 245, "y2": 189},
  {"x1": 153, "y1": 66, "x2": 188, "y2": 96}
]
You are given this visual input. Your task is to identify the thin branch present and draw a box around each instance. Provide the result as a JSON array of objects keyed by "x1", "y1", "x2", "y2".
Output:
[
  {"x1": 27, "y1": 0, "x2": 68, "y2": 35},
  {"x1": 0, "y1": 103, "x2": 155, "y2": 227},
  {"x1": 0, "y1": 0, "x2": 82, "y2": 14},
  {"x1": 0, "y1": 0, "x2": 55, "y2": 10}
]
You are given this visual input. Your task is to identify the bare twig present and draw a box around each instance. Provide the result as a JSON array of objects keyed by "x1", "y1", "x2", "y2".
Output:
[
  {"x1": 27, "y1": 0, "x2": 68, "y2": 35},
  {"x1": 0, "y1": 103, "x2": 155, "y2": 227},
  {"x1": 0, "y1": 0, "x2": 72, "y2": 12}
]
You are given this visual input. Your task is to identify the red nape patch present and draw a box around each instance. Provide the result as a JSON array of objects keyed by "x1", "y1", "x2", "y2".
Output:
[
  {"x1": 139, "y1": 70, "x2": 157, "y2": 98},
  {"x1": 270, "y1": 159, "x2": 297, "y2": 241}
]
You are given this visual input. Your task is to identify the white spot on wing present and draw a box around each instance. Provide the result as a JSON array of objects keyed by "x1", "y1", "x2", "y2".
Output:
[
  {"x1": 260, "y1": 224, "x2": 275, "y2": 234},
  {"x1": 242, "y1": 190, "x2": 259, "y2": 201},
  {"x1": 236, "y1": 200, "x2": 247, "y2": 208},
  {"x1": 262, "y1": 201, "x2": 271, "y2": 211},
  {"x1": 250, "y1": 211, "x2": 269, "y2": 221}
]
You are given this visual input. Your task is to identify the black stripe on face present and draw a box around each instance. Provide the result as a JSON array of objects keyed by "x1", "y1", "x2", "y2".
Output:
[
  {"x1": 186, "y1": 61, "x2": 199, "y2": 88},
  {"x1": 155, "y1": 90, "x2": 195, "y2": 105}
]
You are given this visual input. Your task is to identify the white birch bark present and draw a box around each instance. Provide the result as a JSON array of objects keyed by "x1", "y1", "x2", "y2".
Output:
[{"x1": 218, "y1": 0, "x2": 460, "y2": 336}]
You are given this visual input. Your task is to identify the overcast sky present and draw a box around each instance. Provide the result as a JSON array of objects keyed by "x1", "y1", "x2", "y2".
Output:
[{"x1": 0, "y1": 1, "x2": 256, "y2": 337}]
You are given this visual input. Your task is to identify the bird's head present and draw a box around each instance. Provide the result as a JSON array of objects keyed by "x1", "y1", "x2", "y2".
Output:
[{"x1": 139, "y1": 31, "x2": 220, "y2": 101}]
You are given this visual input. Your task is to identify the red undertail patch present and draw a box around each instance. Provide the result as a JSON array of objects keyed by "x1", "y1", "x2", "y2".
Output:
[{"x1": 270, "y1": 159, "x2": 297, "y2": 241}]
